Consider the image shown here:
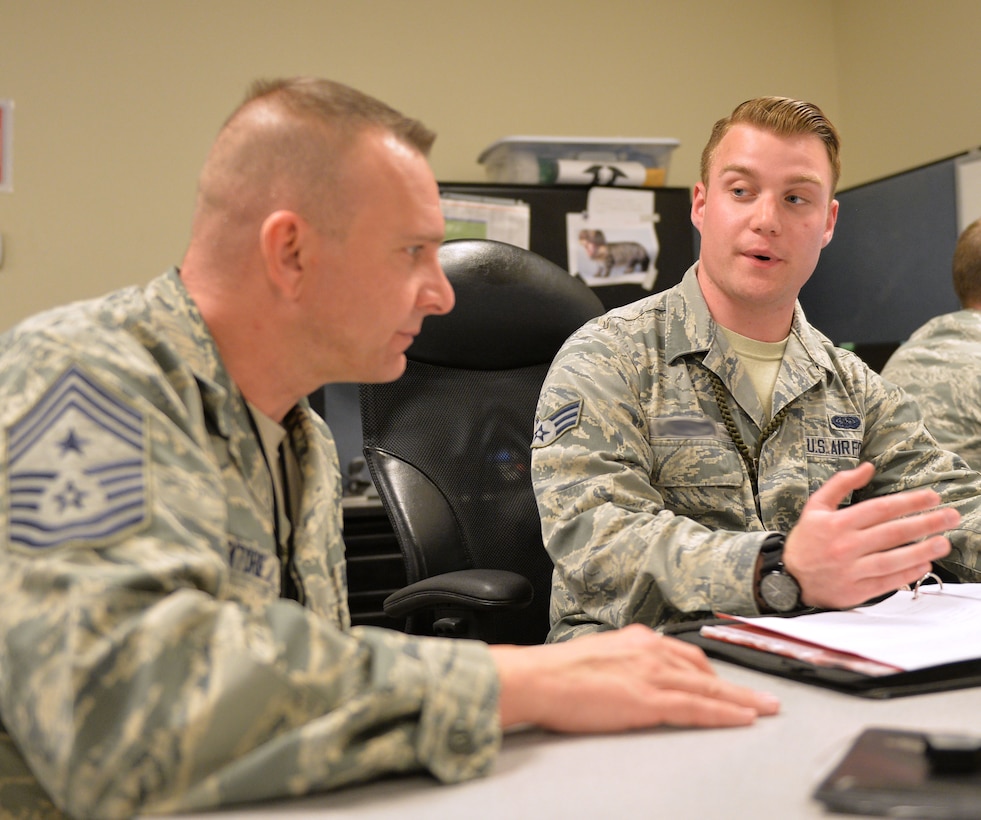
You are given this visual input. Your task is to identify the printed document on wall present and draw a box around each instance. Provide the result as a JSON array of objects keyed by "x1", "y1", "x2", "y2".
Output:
[{"x1": 567, "y1": 187, "x2": 659, "y2": 290}]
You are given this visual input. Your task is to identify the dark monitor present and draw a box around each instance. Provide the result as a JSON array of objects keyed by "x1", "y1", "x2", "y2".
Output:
[
  {"x1": 307, "y1": 382, "x2": 371, "y2": 494},
  {"x1": 801, "y1": 154, "x2": 962, "y2": 347}
]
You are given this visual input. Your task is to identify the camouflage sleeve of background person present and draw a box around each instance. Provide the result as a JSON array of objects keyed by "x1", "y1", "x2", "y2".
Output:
[
  {"x1": 0, "y1": 314, "x2": 500, "y2": 817},
  {"x1": 532, "y1": 303, "x2": 981, "y2": 643},
  {"x1": 880, "y1": 311, "x2": 981, "y2": 474}
]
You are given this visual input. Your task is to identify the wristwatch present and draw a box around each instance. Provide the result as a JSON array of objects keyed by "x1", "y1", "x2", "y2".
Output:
[{"x1": 757, "y1": 533, "x2": 802, "y2": 613}]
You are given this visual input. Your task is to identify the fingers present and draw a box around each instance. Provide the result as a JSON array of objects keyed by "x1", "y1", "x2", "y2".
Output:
[
  {"x1": 582, "y1": 662, "x2": 779, "y2": 731},
  {"x1": 849, "y1": 533, "x2": 950, "y2": 594},
  {"x1": 833, "y1": 487, "x2": 950, "y2": 538},
  {"x1": 658, "y1": 693, "x2": 760, "y2": 727},
  {"x1": 616, "y1": 623, "x2": 715, "y2": 674},
  {"x1": 792, "y1": 529, "x2": 951, "y2": 610},
  {"x1": 491, "y1": 627, "x2": 780, "y2": 733},
  {"x1": 806, "y1": 461, "x2": 874, "y2": 510},
  {"x1": 788, "y1": 461, "x2": 960, "y2": 609},
  {"x1": 805, "y1": 463, "x2": 957, "y2": 545},
  {"x1": 639, "y1": 662, "x2": 781, "y2": 720},
  {"x1": 806, "y1": 463, "x2": 947, "y2": 532},
  {"x1": 637, "y1": 637, "x2": 781, "y2": 718}
]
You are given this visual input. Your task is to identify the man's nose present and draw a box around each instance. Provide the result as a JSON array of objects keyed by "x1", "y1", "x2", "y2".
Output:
[
  {"x1": 420, "y1": 260, "x2": 455, "y2": 316},
  {"x1": 751, "y1": 194, "x2": 780, "y2": 234}
]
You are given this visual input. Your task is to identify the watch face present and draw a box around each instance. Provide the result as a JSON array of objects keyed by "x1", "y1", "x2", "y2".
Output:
[{"x1": 760, "y1": 571, "x2": 800, "y2": 612}]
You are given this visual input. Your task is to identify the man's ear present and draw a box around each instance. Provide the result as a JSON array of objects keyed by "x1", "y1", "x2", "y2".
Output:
[
  {"x1": 259, "y1": 210, "x2": 307, "y2": 298},
  {"x1": 691, "y1": 181, "x2": 707, "y2": 232},
  {"x1": 821, "y1": 198, "x2": 839, "y2": 249}
]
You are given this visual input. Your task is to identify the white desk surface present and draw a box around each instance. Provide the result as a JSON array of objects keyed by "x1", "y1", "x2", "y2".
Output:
[{"x1": 168, "y1": 661, "x2": 981, "y2": 819}]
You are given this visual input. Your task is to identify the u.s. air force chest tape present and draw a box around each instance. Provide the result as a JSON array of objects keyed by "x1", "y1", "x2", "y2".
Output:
[
  {"x1": 5, "y1": 364, "x2": 148, "y2": 552},
  {"x1": 805, "y1": 413, "x2": 864, "y2": 458},
  {"x1": 532, "y1": 399, "x2": 582, "y2": 448}
]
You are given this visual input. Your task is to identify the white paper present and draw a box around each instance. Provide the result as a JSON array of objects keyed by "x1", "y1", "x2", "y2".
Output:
[
  {"x1": 728, "y1": 584, "x2": 981, "y2": 671},
  {"x1": 586, "y1": 187, "x2": 655, "y2": 216}
]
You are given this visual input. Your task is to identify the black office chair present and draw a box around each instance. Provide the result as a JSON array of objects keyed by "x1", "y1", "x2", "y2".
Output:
[{"x1": 359, "y1": 239, "x2": 604, "y2": 644}]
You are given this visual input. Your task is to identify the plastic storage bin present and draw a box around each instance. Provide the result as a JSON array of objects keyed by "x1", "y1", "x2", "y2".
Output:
[{"x1": 478, "y1": 136, "x2": 679, "y2": 186}]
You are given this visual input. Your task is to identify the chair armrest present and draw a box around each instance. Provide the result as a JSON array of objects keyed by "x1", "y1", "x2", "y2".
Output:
[{"x1": 382, "y1": 568, "x2": 534, "y2": 619}]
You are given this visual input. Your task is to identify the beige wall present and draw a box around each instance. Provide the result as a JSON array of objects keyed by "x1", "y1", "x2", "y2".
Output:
[
  {"x1": 0, "y1": 0, "x2": 978, "y2": 331},
  {"x1": 833, "y1": 1, "x2": 981, "y2": 187}
]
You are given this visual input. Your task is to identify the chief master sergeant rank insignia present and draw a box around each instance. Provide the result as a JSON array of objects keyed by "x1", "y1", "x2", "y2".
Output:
[{"x1": 7, "y1": 365, "x2": 147, "y2": 551}]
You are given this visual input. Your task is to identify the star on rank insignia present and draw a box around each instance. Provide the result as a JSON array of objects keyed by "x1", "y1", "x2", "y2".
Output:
[
  {"x1": 7, "y1": 365, "x2": 148, "y2": 550},
  {"x1": 531, "y1": 399, "x2": 582, "y2": 448}
]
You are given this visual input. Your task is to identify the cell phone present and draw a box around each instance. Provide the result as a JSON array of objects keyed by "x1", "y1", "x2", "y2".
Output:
[
  {"x1": 924, "y1": 731, "x2": 981, "y2": 774},
  {"x1": 814, "y1": 727, "x2": 981, "y2": 818}
]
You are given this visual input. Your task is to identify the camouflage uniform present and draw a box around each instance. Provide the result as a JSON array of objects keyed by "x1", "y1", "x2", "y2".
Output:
[
  {"x1": 881, "y1": 310, "x2": 981, "y2": 473},
  {"x1": 0, "y1": 269, "x2": 500, "y2": 818},
  {"x1": 532, "y1": 265, "x2": 981, "y2": 642}
]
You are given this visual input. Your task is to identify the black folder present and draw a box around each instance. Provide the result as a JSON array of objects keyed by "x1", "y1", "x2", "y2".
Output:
[
  {"x1": 668, "y1": 617, "x2": 981, "y2": 699},
  {"x1": 814, "y1": 727, "x2": 981, "y2": 817}
]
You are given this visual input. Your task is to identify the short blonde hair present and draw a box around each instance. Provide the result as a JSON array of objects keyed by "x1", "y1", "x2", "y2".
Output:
[{"x1": 700, "y1": 96, "x2": 841, "y2": 195}]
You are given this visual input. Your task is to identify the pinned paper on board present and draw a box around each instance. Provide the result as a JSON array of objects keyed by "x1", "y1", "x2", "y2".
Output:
[
  {"x1": 440, "y1": 194, "x2": 530, "y2": 249},
  {"x1": 567, "y1": 187, "x2": 659, "y2": 290}
]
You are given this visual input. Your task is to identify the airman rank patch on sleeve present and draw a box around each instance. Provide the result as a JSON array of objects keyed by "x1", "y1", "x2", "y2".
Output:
[
  {"x1": 7, "y1": 365, "x2": 148, "y2": 550},
  {"x1": 532, "y1": 399, "x2": 582, "y2": 448}
]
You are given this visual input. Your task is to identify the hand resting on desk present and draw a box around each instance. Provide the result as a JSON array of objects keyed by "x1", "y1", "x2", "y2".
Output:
[{"x1": 490, "y1": 623, "x2": 780, "y2": 732}]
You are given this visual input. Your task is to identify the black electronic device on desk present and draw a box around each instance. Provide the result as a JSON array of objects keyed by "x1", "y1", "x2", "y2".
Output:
[{"x1": 815, "y1": 727, "x2": 981, "y2": 817}]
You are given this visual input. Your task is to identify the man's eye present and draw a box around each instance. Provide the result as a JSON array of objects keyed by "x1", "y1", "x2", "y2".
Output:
[{"x1": 787, "y1": 194, "x2": 804, "y2": 205}]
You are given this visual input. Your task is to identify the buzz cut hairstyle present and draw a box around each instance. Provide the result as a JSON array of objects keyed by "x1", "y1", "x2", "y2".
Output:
[{"x1": 239, "y1": 77, "x2": 436, "y2": 156}]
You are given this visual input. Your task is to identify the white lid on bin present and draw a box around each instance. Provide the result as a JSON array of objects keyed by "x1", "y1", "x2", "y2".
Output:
[{"x1": 478, "y1": 136, "x2": 679, "y2": 168}]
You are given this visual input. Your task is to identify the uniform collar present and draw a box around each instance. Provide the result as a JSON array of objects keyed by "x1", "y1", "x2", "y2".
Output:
[
  {"x1": 146, "y1": 268, "x2": 241, "y2": 439},
  {"x1": 665, "y1": 262, "x2": 837, "y2": 381}
]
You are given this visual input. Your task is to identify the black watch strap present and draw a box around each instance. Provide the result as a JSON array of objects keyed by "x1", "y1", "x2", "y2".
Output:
[
  {"x1": 759, "y1": 533, "x2": 787, "y2": 575},
  {"x1": 757, "y1": 533, "x2": 802, "y2": 613}
]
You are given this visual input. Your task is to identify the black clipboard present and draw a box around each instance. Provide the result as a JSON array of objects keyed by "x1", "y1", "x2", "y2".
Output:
[
  {"x1": 667, "y1": 617, "x2": 981, "y2": 699},
  {"x1": 814, "y1": 727, "x2": 981, "y2": 817}
]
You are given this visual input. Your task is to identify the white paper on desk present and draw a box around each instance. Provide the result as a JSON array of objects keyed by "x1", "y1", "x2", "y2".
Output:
[{"x1": 726, "y1": 584, "x2": 981, "y2": 672}]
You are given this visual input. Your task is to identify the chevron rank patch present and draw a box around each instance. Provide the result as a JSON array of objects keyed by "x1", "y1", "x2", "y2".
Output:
[
  {"x1": 532, "y1": 399, "x2": 582, "y2": 448},
  {"x1": 7, "y1": 365, "x2": 148, "y2": 550}
]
